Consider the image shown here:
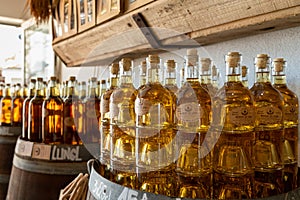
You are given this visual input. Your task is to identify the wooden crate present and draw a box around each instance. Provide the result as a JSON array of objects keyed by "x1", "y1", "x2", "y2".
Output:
[
  {"x1": 52, "y1": 0, "x2": 78, "y2": 43},
  {"x1": 76, "y1": 0, "x2": 96, "y2": 32},
  {"x1": 124, "y1": 0, "x2": 155, "y2": 13},
  {"x1": 96, "y1": 0, "x2": 122, "y2": 25}
]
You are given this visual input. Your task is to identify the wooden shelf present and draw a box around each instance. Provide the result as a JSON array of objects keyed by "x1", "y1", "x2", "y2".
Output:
[{"x1": 52, "y1": 0, "x2": 300, "y2": 67}]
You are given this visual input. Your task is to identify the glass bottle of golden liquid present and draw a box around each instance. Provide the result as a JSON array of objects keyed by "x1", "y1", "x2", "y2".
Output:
[
  {"x1": 175, "y1": 49, "x2": 212, "y2": 199},
  {"x1": 272, "y1": 58, "x2": 298, "y2": 192},
  {"x1": 110, "y1": 58, "x2": 138, "y2": 189},
  {"x1": 0, "y1": 84, "x2": 12, "y2": 126},
  {"x1": 100, "y1": 63, "x2": 119, "y2": 179},
  {"x1": 63, "y1": 76, "x2": 83, "y2": 145},
  {"x1": 138, "y1": 60, "x2": 147, "y2": 89},
  {"x1": 200, "y1": 57, "x2": 217, "y2": 97},
  {"x1": 42, "y1": 77, "x2": 63, "y2": 144},
  {"x1": 22, "y1": 79, "x2": 36, "y2": 140},
  {"x1": 135, "y1": 54, "x2": 176, "y2": 197},
  {"x1": 83, "y1": 77, "x2": 100, "y2": 143},
  {"x1": 241, "y1": 65, "x2": 249, "y2": 88},
  {"x1": 250, "y1": 54, "x2": 284, "y2": 198},
  {"x1": 28, "y1": 78, "x2": 45, "y2": 142},
  {"x1": 164, "y1": 59, "x2": 178, "y2": 95},
  {"x1": 11, "y1": 83, "x2": 24, "y2": 126},
  {"x1": 212, "y1": 52, "x2": 255, "y2": 199}
]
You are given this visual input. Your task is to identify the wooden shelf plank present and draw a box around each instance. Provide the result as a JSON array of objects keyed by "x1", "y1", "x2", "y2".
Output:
[{"x1": 53, "y1": 0, "x2": 300, "y2": 67}]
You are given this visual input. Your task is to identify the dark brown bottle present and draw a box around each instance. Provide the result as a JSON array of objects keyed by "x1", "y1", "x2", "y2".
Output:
[
  {"x1": 63, "y1": 76, "x2": 83, "y2": 145},
  {"x1": 22, "y1": 79, "x2": 36, "y2": 140},
  {"x1": 28, "y1": 78, "x2": 45, "y2": 142},
  {"x1": 83, "y1": 77, "x2": 100, "y2": 143},
  {"x1": 11, "y1": 83, "x2": 24, "y2": 126},
  {"x1": 42, "y1": 77, "x2": 63, "y2": 144},
  {"x1": 0, "y1": 84, "x2": 12, "y2": 126}
]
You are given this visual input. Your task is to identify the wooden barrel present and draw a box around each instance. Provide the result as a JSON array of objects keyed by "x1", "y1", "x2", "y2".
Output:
[
  {"x1": 0, "y1": 126, "x2": 21, "y2": 200},
  {"x1": 6, "y1": 138, "x2": 93, "y2": 200}
]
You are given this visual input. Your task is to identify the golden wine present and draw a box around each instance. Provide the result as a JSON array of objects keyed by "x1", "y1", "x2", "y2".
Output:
[
  {"x1": 272, "y1": 58, "x2": 298, "y2": 192},
  {"x1": 12, "y1": 83, "x2": 24, "y2": 126},
  {"x1": 0, "y1": 84, "x2": 12, "y2": 126},
  {"x1": 212, "y1": 52, "x2": 255, "y2": 199},
  {"x1": 28, "y1": 78, "x2": 45, "y2": 142},
  {"x1": 42, "y1": 77, "x2": 63, "y2": 144},
  {"x1": 250, "y1": 54, "x2": 284, "y2": 198}
]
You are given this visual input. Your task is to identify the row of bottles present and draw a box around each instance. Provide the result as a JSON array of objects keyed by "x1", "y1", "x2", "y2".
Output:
[{"x1": 97, "y1": 51, "x2": 298, "y2": 199}]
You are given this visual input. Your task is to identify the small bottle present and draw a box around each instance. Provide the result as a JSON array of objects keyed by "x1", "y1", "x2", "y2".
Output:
[
  {"x1": 212, "y1": 52, "x2": 255, "y2": 199},
  {"x1": 11, "y1": 83, "x2": 24, "y2": 126},
  {"x1": 0, "y1": 84, "x2": 12, "y2": 126},
  {"x1": 22, "y1": 79, "x2": 36, "y2": 140},
  {"x1": 100, "y1": 63, "x2": 119, "y2": 179},
  {"x1": 211, "y1": 65, "x2": 220, "y2": 90},
  {"x1": 135, "y1": 55, "x2": 176, "y2": 196},
  {"x1": 164, "y1": 59, "x2": 178, "y2": 95},
  {"x1": 250, "y1": 54, "x2": 284, "y2": 198},
  {"x1": 83, "y1": 77, "x2": 100, "y2": 143},
  {"x1": 110, "y1": 58, "x2": 138, "y2": 189},
  {"x1": 241, "y1": 65, "x2": 249, "y2": 88},
  {"x1": 175, "y1": 49, "x2": 212, "y2": 199},
  {"x1": 28, "y1": 78, "x2": 45, "y2": 142},
  {"x1": 272, "y1": 58, "x2": 298, "y2": 192},
  {"x1": 138, "y1": 60, "x2": 147, "y2": 88},
  {"x1": 42, "y1": 76, "x2": 63, "y2": 144},
  {"x1": 200, "y1": 57, "x2": 217, "y2": 97},
  {"x1": 63, "y1": 76, "x2": 83, "y2": 145}
]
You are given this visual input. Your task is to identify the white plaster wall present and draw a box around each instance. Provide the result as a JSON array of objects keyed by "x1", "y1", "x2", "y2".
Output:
[{"x1": 61, "y1": 26, "x2": 300, "y2": 97}]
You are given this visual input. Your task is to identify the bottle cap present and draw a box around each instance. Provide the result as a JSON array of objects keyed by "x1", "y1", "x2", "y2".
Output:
[
  {"x1": 212, "y1": 65, "x2": 217, "y2": 76},
  {"x1": 121, "y1": 58, "x2": 132, "y2": 71},
  {"x1": 255, "y1": 54, "x2": 269, "y2": 69},
  {"x1": 241, "y1": 66, "x2": 248, "y2": 77},
  {"x1": 90, "y1": 77, "x2": 97, "y2": 82},
  {"x1": 166, "y1": 60, "x2": 176, "y2": 72},
  {"x1": 69, "y1": 76, "x2": 76, "y2": 81},
  {"x1": 110, "y1": 63, "x2": 120, "y2": 75},
  {"x1": 101, "y1": 79, "x2": 106, "y2": 84},
  {"x1": 148, "y1": 55, "x2": 160, "y2": 63},
  {"x1": 50, "y1": 76, "x2": 56, "y2": 81},
  {"x1": 273, "y1": 58, "x2": 285, "y2": 72},
  {"x1": 201, "y1": 58, "x2": 211, "y2": 71},
  {"x1": 226, "y1": 52, "x2": 241, "y2": 68},
  {"x1": 140, "y1": 60, "x2": 147, "y2": 73},
  {"x1": 187, "y1": 49, "x2": 198, "y2": 56},
  {"x1": 37, "y1": 77, "x2": 44, "y2": 82}
]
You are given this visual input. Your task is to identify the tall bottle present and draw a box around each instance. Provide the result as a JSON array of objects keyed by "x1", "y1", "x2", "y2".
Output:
[
  {"x1": 212, "y1": 52, "x2": 255, "y2": 199},
  {"x1": 175, "y1": 49, "x2": 212, "y2": 199},
  {"x1": 83, "y1": 77, "x2": 100, "y2": 143},
  {"x1": 135, "y1": 54, "x2": 176, "y2": 196},
  {"x1": 22, "y1": 79, "x2": 36, "y2": 140},
  {"x1": 11, "y1": 83, "x2": 24, "y2": 126},
  {"x1": 110, "y1": 58, "x2": 138, "y2": 189},
  {"x1": 241, "y1": 65, "x2": 249, "y2": 88},
  {"x1": 28, "y1": 78, "x2": 45, "y2": 142},
  {"x1": 42, "y1": 77, "x2": 63, "y2": 144},
  {"x1": 63, "y1": 76, "x2": 83, "y2": 145},
  {"x1": 100, "y1": 63, "x2": 119, "y2": 179},
  {"x1": 164, "y1": 59, "x2": 178, "y2": 95},
  {"x1": 200, "y1": 57, "x2": 217, "y2": 97},
  {"x1": 0, "y1": 84, "x2": 12, "y2": 126},
  {"x1": 250, "y1": 54, "x2": 284, "y2": 198},
  {"x1": 272, "y1": 58, "x2": 298, "y2": 192}
]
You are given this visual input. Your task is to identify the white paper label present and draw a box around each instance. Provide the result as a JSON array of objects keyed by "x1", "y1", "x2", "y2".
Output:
[
  {"x1": 229, "y1": 107, "x2": 255, "y2": 126},
  {"x1": 135, "y1": 98, "x2": 152, "y2": 116},
  {"x1": 31, "y1": 143, "x2": 52, "y2": 160},
  {"x1": 176, "y1": 102, "x2": 201, "y2": 122}
]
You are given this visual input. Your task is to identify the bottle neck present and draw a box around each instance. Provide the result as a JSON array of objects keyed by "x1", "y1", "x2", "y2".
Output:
[
  {"x1": 226, "y1": 63, "x2": 241, "y2": 83},
  {"x1": 273, "y1": 74, "x2": 287, "y2": 85},
  {"x1": 120, "y1": 70, "x2": 133, "y2": 86},
  {"x1": 110, "y1": 75, "x2": 118, "y2": 89},
  {"x1": 147, "y1": 62, "x2": 161, "y2": 83},
  {"x1": 88, "y1": 81, "x2": 98, "y2": 97},
  {"x1": 48, "y1": 80, "x2": 60, "y2": 97},
  {"x1": 255, "y1": 67, "x2": 271, "y2": 83},
  {"x1": 200, "y1": 74, "x2": 212, "y2": 84},
  {"x1": 164, "y1": 69, "x2": 176, "y2": 85},
  {"x1": 4, "y1": 87, "x2": 11, "y2": 97}
]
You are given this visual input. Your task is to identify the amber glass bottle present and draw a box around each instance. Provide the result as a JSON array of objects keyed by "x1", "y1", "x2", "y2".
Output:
[
  {"x1": 83, "y1": 77, "x2": 100, "y2": 143},
  {"x1": 11, "y1": 83, "x2": 24, "y2": 126},
  {"x1": 22, "y1": 79, "x2": 36, "y2": 140},
  {"x1": 63, "y1": 76, "x2": 83, "y2": 145},
  {"x1": 42, "y1": 77, "x2": 63, "y2": 144},
  {"x1": 0, "y1": 84, "x2": 12, "y2": 126},
  {"x1": 28, "y1": 78, "x2": 45, "y2": 142}
]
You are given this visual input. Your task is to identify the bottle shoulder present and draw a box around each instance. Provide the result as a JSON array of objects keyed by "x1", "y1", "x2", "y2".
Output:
[
  {"x1": 177, "y1": 81, "x2": 211, "y2": 104},
  {"x1": 137, "y1": 83, "x2": 173, "y2": 101},
  {"x1": 250, "y1": 82, "x2": 284, "y2": 102}
]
